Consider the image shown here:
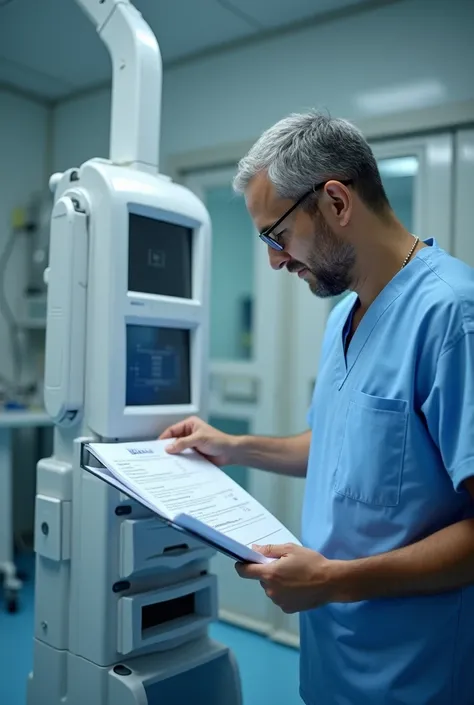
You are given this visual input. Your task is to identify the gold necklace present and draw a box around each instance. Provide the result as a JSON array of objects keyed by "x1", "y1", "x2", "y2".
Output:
[{"x1": 401, "y1": 236, "x2": 419, "y2": 269}]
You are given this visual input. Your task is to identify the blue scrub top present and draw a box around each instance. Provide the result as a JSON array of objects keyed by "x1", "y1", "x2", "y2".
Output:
[{"x1": 301, "y1": 239, "x2": 474, "y2": 705}]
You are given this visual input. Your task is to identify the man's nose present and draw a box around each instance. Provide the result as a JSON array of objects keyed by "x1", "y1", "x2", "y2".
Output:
[{"x1": 268, "y1": 246, "x2": 291, "y2": 271}]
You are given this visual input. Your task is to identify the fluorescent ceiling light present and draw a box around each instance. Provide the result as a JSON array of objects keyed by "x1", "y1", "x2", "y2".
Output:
[
  {"x1": 356, "y1": 80, "x2": 446, "y2": 115},
  {"x1": 461, "y1": 145, "x2": 474, "y2": 163},
  {"x1": 378, "y1": 157, "x2": 418, "y2": 178}
]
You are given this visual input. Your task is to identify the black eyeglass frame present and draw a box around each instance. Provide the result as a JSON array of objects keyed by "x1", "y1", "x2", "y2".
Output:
[{"x1": 259, "y1": 179, "x2": 353, "y2": 251}]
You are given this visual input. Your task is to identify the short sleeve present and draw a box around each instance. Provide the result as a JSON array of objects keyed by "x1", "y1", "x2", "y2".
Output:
[{"x1": 422, "y1": 331, "x2": 474, "y2": 491}]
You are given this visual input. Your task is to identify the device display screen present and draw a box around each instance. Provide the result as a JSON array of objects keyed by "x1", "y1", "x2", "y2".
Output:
[
  {"x1": 126, "y1": 325, "x2": 191, "y2": 406},
  {"x1": 128, "y1": 213, "x2": 192, "y2": 298}
]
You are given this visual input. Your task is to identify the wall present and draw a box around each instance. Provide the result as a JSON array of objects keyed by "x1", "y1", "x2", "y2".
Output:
[
  {"x1": 0, "y1": 90, "x2": 49, "y2": 384},
  {"x1": 52, "y1": 0, "x2": 474, "y2": 173},
  {"x1": 0, "y1": 89, "x2": 50, "y2": 543},
  {"x1": 52, "y1": 88, "x2": 110, "y2": 173}
]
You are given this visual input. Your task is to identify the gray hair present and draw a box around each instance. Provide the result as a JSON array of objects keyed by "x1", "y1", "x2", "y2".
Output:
[{"x1": 233, "y1": 110, "x2": 388, "y2": 214}]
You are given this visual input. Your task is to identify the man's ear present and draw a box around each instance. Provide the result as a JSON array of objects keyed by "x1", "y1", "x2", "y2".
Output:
[{"x1": 322, "y1": 180, "x2": 352, "y2": 227}]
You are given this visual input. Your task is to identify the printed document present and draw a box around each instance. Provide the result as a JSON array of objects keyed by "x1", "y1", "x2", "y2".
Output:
[{"x1": 85, "y1": 439, "x2": 300, "y2": 564}]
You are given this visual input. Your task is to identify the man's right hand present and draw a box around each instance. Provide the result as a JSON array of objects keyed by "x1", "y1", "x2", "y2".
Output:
[{"x1": 159, "y1": 416, "x2": 238, "y2": 467}]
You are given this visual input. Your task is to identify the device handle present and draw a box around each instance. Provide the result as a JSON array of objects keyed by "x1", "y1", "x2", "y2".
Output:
[{"x1": 44, "y1": 195, "x2": 88, "y2": 425}]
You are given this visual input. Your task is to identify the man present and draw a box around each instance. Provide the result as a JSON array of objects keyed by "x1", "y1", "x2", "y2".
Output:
[{"x1": 160, "y1": 111, "x2": 474, "y2": 704}]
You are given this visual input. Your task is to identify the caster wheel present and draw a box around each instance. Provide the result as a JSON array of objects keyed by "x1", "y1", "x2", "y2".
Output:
[{"x1": 6, "y1": 595, "x2": 18, "y2": 613}]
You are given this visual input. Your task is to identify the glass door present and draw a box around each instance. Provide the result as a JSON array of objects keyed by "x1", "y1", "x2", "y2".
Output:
[
  {"x1": 373, "y1": 133, "x2": 453, "y2": 250},
  {"x1": 274, "y1": 132, "x2": 454, "y2": 646},
  {"x1": 184, "y1": 166, "x2": 291, "y2": 633},
  {"x1": 453, "y1": 128, "x2": 474, "y2": 268}
]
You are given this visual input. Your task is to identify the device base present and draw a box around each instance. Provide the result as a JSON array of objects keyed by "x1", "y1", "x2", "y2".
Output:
[{"x1": 27, "y1": 635, "x2": 242, "y2": 705}]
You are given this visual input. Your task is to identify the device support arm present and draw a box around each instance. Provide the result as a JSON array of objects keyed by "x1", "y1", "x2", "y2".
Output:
[{"x1": 75, "y1": 0, "x2": 162, "y2": 173}]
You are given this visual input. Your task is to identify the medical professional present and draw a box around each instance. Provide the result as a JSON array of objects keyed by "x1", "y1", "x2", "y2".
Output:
[{"x1": 160, "y1": 111, "x2": 474, "y2": 705}]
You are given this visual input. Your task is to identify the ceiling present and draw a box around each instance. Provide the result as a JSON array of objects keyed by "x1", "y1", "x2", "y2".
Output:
[{"x1": 0, "y1": 0, "x2": 379, "y2": 103}]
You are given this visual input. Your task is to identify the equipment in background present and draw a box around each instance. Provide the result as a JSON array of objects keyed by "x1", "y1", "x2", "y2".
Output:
[
  {"x1": 0, "y1": 191, "x2": 51, "y2": 407},
  {"x1": 0, "y1": 410, "x2": 52, "y2": 613},
  {"x1": 26, "y1": 1, "x2": 242, "y2": 704},
  {"x1": 23, "y1": 192, "x2": 51, "y2": 325},
  {"x1": 239, "y1": 295, "x2": 253, "y2": 359},
  {"x1": 0, "y1": 193, "x2": 52, "y2": 614}
]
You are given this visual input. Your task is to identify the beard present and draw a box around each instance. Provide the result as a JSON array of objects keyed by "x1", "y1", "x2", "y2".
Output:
[{"x1": 287, "y1": 213, "x2": 356, "y2": 298}]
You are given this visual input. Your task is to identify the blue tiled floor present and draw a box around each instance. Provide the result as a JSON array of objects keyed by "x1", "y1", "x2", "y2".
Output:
[{"x1": 0, "y1": 553, "x2": 302, "y2": 705}]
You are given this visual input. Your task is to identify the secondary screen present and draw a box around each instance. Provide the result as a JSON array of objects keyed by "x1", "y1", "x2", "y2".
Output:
[
  {"x1": 126, "y1": 325, "x2": 191, "y2": 406},
  {"x1": 128, "y1": 213, "x2": 192, "y2": 298}
]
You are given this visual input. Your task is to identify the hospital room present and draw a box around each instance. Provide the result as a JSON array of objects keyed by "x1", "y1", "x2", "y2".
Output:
[{"x1": 1, "y1": 0, "x2": 474, "y2": 703}]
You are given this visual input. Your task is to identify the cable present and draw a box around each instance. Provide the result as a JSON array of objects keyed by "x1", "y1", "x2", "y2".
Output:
[
  {"x1": 0, "y1": 226, "x2": 24, "y2": 393},
  {"x1": 0, "y1": 371, "x2": 16, "y2": 392}
]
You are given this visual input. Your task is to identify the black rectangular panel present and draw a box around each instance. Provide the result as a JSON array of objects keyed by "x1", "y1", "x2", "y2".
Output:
[
  {"x1": 128, "y1": 213, "x2": 192, "y2": 298},
  {"x1": 126, "y1": 325, "x2": 191, "y2": 406},
  {"x1": 142, "y1": 593, "x2": 195, "y2": 633}
]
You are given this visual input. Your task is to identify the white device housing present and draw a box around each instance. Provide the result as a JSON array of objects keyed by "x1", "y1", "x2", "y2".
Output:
[{"x1": 79, "y1": 159, "x2": 211, "y2": 440}]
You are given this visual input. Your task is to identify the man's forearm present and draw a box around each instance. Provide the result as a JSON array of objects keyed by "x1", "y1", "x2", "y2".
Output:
[
  {"x1": 332, "y1": 518, "x2": 474, "y2": 602},
  {"x1": 232, "y1": 431, "x2": 311, "y2": 477}
]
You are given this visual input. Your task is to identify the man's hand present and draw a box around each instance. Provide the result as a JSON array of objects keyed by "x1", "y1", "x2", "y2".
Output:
[
  {"x1": 235, "y1": 543, "x2": 341, "y2": 614},
  {"x1": 159, "y1": 416, "x2": 238, "y2": 467}
]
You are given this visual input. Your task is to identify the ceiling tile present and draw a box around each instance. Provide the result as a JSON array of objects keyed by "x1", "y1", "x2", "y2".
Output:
[
  {"x1": 0, "y1": 0, "x2": 109, "y2": 93},
  {"x1": 134, "y1": 0, "x2": 260, "y2": 62},
  {"x1": 222, "y1": 0, "x2": 369, "y2": 29},
  {"x1": 0, "y1": 57, "x2": 71, "y2": 101}
]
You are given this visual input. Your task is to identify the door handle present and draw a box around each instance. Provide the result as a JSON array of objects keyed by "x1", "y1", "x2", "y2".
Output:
[
  {"x1": 309, "y1": 377, "x2": 316, "y2": 404},
  {"x1": 211, "y1": 373, "x2": 259, "y2": 403}
]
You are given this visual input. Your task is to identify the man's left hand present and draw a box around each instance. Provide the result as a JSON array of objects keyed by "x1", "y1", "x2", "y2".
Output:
[{"x1": 235, "y1": 543, "x2": 342, "y2": 614}]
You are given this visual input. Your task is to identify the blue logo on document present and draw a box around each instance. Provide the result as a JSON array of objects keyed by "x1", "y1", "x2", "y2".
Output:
[{"x1": 128, "y1": 448, "x2": 153, "y2": 455}]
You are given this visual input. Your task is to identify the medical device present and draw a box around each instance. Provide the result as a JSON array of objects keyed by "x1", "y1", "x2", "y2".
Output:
[
  {"x1": 26, "y1": 1, "x2": 242, "y2": 702},
  {"x1": 22, "y1": 191, "x2": 52, "y2": 323}
]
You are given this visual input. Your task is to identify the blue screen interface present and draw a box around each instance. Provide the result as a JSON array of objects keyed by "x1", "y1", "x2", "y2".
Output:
[{"x1": 126, "y1": 325, "x2": 191, "y2": 406}]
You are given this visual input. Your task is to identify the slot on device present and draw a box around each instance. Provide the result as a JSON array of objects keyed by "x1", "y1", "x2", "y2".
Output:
[
  {"x1": 146, "y1": 543, "x2": 189, "y2": 562},
  {"x1": 142, "y1": 593, "x2": 195, "y2": 635},
  {"x1": 163, "y1": 543, "x2": 189, "y2": 554}
]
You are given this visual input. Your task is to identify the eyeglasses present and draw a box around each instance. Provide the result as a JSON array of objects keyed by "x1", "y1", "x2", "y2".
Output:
[{"x1": 259, "y1": 179, "x2": 353, "y2": 251}]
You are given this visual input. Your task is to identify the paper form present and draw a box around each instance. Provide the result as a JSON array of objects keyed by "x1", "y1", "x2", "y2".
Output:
[{"x1": 87, "y1": 439, "x2": 300, "y2": 563}]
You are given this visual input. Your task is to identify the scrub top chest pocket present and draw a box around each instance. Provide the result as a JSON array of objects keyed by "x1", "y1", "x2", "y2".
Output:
[{"x1": 334, "y1": 390, "x2": 409, "y2": 507}]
